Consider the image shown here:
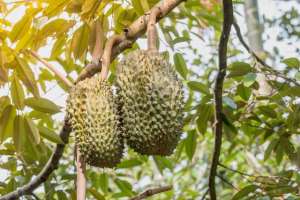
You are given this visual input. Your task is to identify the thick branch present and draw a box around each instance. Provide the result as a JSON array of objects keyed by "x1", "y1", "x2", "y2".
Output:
[
  {"x1": 0, "y1": 1, "x2": 185, "y2": 199},
  {"x1": 130, "y1": 185, "x2": 172, "y2": 200},
  {"x1": 76, "y1": 0, "x2": 184, "y2": 82},
  {"x1": 208, "y1": 1, "x2": 233, "y2": 200},
  {"x1": 29, "y1": 50, "x2": 73, "y2": 89}
]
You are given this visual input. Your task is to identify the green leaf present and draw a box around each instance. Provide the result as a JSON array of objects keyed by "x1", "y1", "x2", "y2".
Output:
[
  {"x1": 282, "y1": 57, "x2": 300, "y2": 68},
  {"x1": 231, "y1": 185, "x2": 258, "y2": 200},
  {"x1": 13, "y1": 115, "x2": 23, "y2": 153},
  {"x1": 237, "y1": 84, "x2": 251, "y2": 101},
  {"x1": 24, "y1": 116, "x2": 40, "y2": 144},
  {"x1": 185, "y1": 130, "x2": 197, "y2": 160},
  {"x1": 114, "y1": 179, "x2": 134, "y2": 196},
  {"x1": 258, "y1": 106, "x2": 277, "y2": 118},
  {"x1": 88, "y1": 188, "x2": 105, "y2": 200},
  {"x1": 0, "y1": 96, "x2": 11, "y2": 113},
  {"x1": 71, "y1": 23, "x2": 90, "y2": 59},
  {"x1": 0, "y1": 105, "x2": 16, "y2": 143},
  {"x1": 11, "y1": 75, "x2": 25, "y2": 109},
  {"x1": 187, "y1": 81, "x2": 209, "y2": 94},
  {"x1": 153, "y1": 156, "x2": 173, "y2": 174},
  {"x1": 228, "y1": 62, "x2": 252, "y2": 77},
  {"x1": 44, "y1": 0, "x2": 69, "y2": 17},
  {"x1": 25, "y1": 97, "x2": 60, "y2": 114},
  {"x1": 9, "y1": 16, "x2": 32, "y2": 42},
  {"x1": 196, "y1": 102, "x2": 213, "y2": 134},
  {"x1": 174, "y1": 53, "x2": 188, "y2": 79},
  {"x1": 223, "y1": 96, "x2": 237, "y2": 109},
  {"x1": 264, "y1": 139, "x2": 278, "y2": 161},
  {"x1": 15, "y1": 56, "x2": 39, "y2": 97},
  {"x1": 117, "y1": 159, "x2": 143, "y2": 169},
  {"x1": 99, "y1": 173, "x2": 109, "y2": 193},
  {"x1": 243, "y1": 73, "x2": 256, "y2": 87},
  {"x1": 38, "y1": 125, "x2": 63, "y2": 144},
  {"x1": 131, "y1": 0, "x2": 144, "y2": 15}
]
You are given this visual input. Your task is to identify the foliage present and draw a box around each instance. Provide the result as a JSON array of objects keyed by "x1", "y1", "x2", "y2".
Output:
[{"x1": 0, "y1": 0, "x2": 299, "y2": 199}]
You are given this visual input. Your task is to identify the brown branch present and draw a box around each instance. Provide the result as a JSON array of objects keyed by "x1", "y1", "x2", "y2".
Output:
[
  {"x1": 130, "y1": 185, "x2": 172, "y2": 200},
  {"x1": 232, "y1": 21, "x2": 300, "y2": 87},
  {"x1": 0, "y1": 1, "x2": 185, "y2": 200},
  {"x1": 208, "y1": 1, "x2": 233, "y2": 200},
  {"x1": 76, "y1": 0, "x2": 184, "y2": 83},
  {"x1": 29, "y1": 50, "x2": 73, "y2": 89}
]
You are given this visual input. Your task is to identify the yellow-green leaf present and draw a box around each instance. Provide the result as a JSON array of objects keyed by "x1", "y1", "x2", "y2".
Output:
[
  {"x1": 24, "y1": 116, "x2": 40, "y2": 144},
  {"x1": 0, "y1": 96, "x2": 10, "y2": 113},
  {"x1": 15, "y1": 56, "x2": 39, "y2": 97},
  {"x1": 11, "y1": 75, "x2": 25, "y2": 109},
  {"x1": 44, "y1": 0, "x2": 69, "y2": 17},
  {"x1": 71, "y1": 23, "x2": 90, "y2": 59},
  {"x1": 0, "y1": 105, "x2": 16, "y2": 143},
  {"x1": 9, "y1": 16, "x2": 32, "y2": 42},
  {"x1": 88, "y1": 188, "x2": 105, "y2": 200},
  {"x1": 13, "y1": 115, "x2": 25, "y2": 153},
  {"x1": 25, "y1": 97, "x2": 60, "y2": 114},
  {"x1": 174, "y1": 53, "x2": 188, "y2": 79},
  {"x1": 38, "y1": 125, "x2": 63, "y2": 144}
]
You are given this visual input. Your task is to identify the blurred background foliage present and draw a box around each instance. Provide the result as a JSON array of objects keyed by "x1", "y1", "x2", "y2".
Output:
[{"x1": 0, "y1": 0, "x2": 299, "y2": 199}]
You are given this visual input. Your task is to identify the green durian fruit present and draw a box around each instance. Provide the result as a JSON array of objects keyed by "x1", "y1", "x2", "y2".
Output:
[
  {"x1": 67, "y1": 75, "x2": 124, "y2": 167},
  {"x1": 116, "y1": 50, "x2": 184, "y2": 156}
]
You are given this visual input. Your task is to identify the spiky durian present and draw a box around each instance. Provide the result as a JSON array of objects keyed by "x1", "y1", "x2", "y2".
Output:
[
  {"x1": 116, "y1": 50, "x2": 184, "y2": 156},
  {"x1": 67, "y1": 75, "x2": 124, "y2": 167}
]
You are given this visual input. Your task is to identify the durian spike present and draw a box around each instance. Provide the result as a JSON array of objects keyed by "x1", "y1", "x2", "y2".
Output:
[
  {"x1": 147, "y1": 7, "x2": 161, "y2": 52},
  {"x1": 100, "y1": 35, "x2": 124, "y2": 80}
]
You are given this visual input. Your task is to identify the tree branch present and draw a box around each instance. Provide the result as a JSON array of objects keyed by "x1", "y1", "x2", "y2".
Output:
[
  {"x1": 76, "y1": 0, "x2": 184, "y2": 83},
  {"x1": 0, "y1": 1, "x2": 185, "y2": 199},
  {"x1": 232, "y1": 21, "x2": 300, "y2": 87},
  {"x1": 130, "y1": 185, "x2": 172, "y2": 200},
  {"x1": 28, "y1": 50, "x2": 73, "y2": 89},
  {"x1": 208, "y1": 1, "x2": 233, "y2": 200}
]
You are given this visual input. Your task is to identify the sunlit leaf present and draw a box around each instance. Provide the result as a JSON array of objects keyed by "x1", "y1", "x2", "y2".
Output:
[
  {"x1": 71, "y1": 23, "x2": 90, "y2": 59},
  {"x1": 24, "y1": 116, "x2": 40, "y2": 144},
  {"x1": 117, "y1": 159, "x2": 143, "y2": 169},
  {"x1": 0, "y1": 105, "x2": 16, "y2": 143},
  {"x1": 25, "y1": 97, "x2": 60, "y2": 114},
  {"x1": 185, "y1": 130, "x2": 197, "y2": 160},
  {"x1": 15, "y1": 56, "x2": 39, "y2": 97},
  {"x1": 228, "y1": 62, "x2": 252, "y2": 77},
  {"x1": 187, "y1": 81, "x2": 209, "y2": 94},
  {"x1": 11, "y1": 74, "x2": 25, "y2": 109},
  {"x1": 9, "y1": 16, "x2": 32, "y2": 43},
  {"x1": 38, "y1": 125, "x2": 64, "y2": 144},
  {"x1": 174, "y1": 53, "x2": 188, "y2": 79},
  {"x1": 282, "y1": 57, "x2": 300, "y2": 68}
]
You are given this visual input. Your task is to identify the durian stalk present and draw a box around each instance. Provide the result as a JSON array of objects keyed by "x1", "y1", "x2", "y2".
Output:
[{"x1": 147, "y1": 7, "x2": 161, "y2": 52}]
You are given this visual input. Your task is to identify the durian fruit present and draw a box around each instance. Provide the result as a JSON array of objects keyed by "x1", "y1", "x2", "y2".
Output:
[
  {"x1": 116, "y1": 50, "x2": 184, "y2": 156},
  {"x1": 67, "y1": 75, "x2": 124, "y2": 167}
]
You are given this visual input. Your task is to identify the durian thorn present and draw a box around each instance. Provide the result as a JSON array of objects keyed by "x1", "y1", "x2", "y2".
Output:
[
  {"x1": 100, "y1": 35, "x2": 125, "y2": 80},
  {"x1": 147, "y1": 6, "x2": 161, "y2": 52}
]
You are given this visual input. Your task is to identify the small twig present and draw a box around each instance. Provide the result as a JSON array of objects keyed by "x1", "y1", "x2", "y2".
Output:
[
  {"x1": 218, "y1": 163, "x2": 254, "y2": 177},
  {"x1": 208, "y1": 1, "x2": 233, "y2": 200},
  {"x1": 130, "y1": 185, "x2": 172, "y2": 200},
  {"x1": 29, "y1": 193, "x2": 40, "y2": 200},
  {"x1": 200, "y1": 188, "x2": 209, "y2": 200},
  {"x1": 216, "y1": 173, "x2": 238, "y2": 190},
  {"x1": 232, "y1": 21, "x2": 300, "y2": 87},
  {"x1": 29, "y1": 50, "x2": 73, "y2": 89}
]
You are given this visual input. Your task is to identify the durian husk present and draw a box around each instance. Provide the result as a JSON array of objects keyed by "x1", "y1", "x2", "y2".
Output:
[
  {"x1": 116, "y1": 50, "x2": 184, "y2": 156},
  {"x1": 67, "y1": 75, "x2": 124, "y2": 167}
]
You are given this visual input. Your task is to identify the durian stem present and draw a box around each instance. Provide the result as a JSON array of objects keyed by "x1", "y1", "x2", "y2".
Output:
[
  {"x1": 91, "y1": 18, "x2": 105, "y2": 66},
  {"x1": 76, "y1": 148, "x2": 86, "y2": 200},
  {"x1": 100, "y1": 35, "x2": 124, "y2": 80},
  {"x1": 147, "y1": 7, "x2": 161, "y2": 52}
]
